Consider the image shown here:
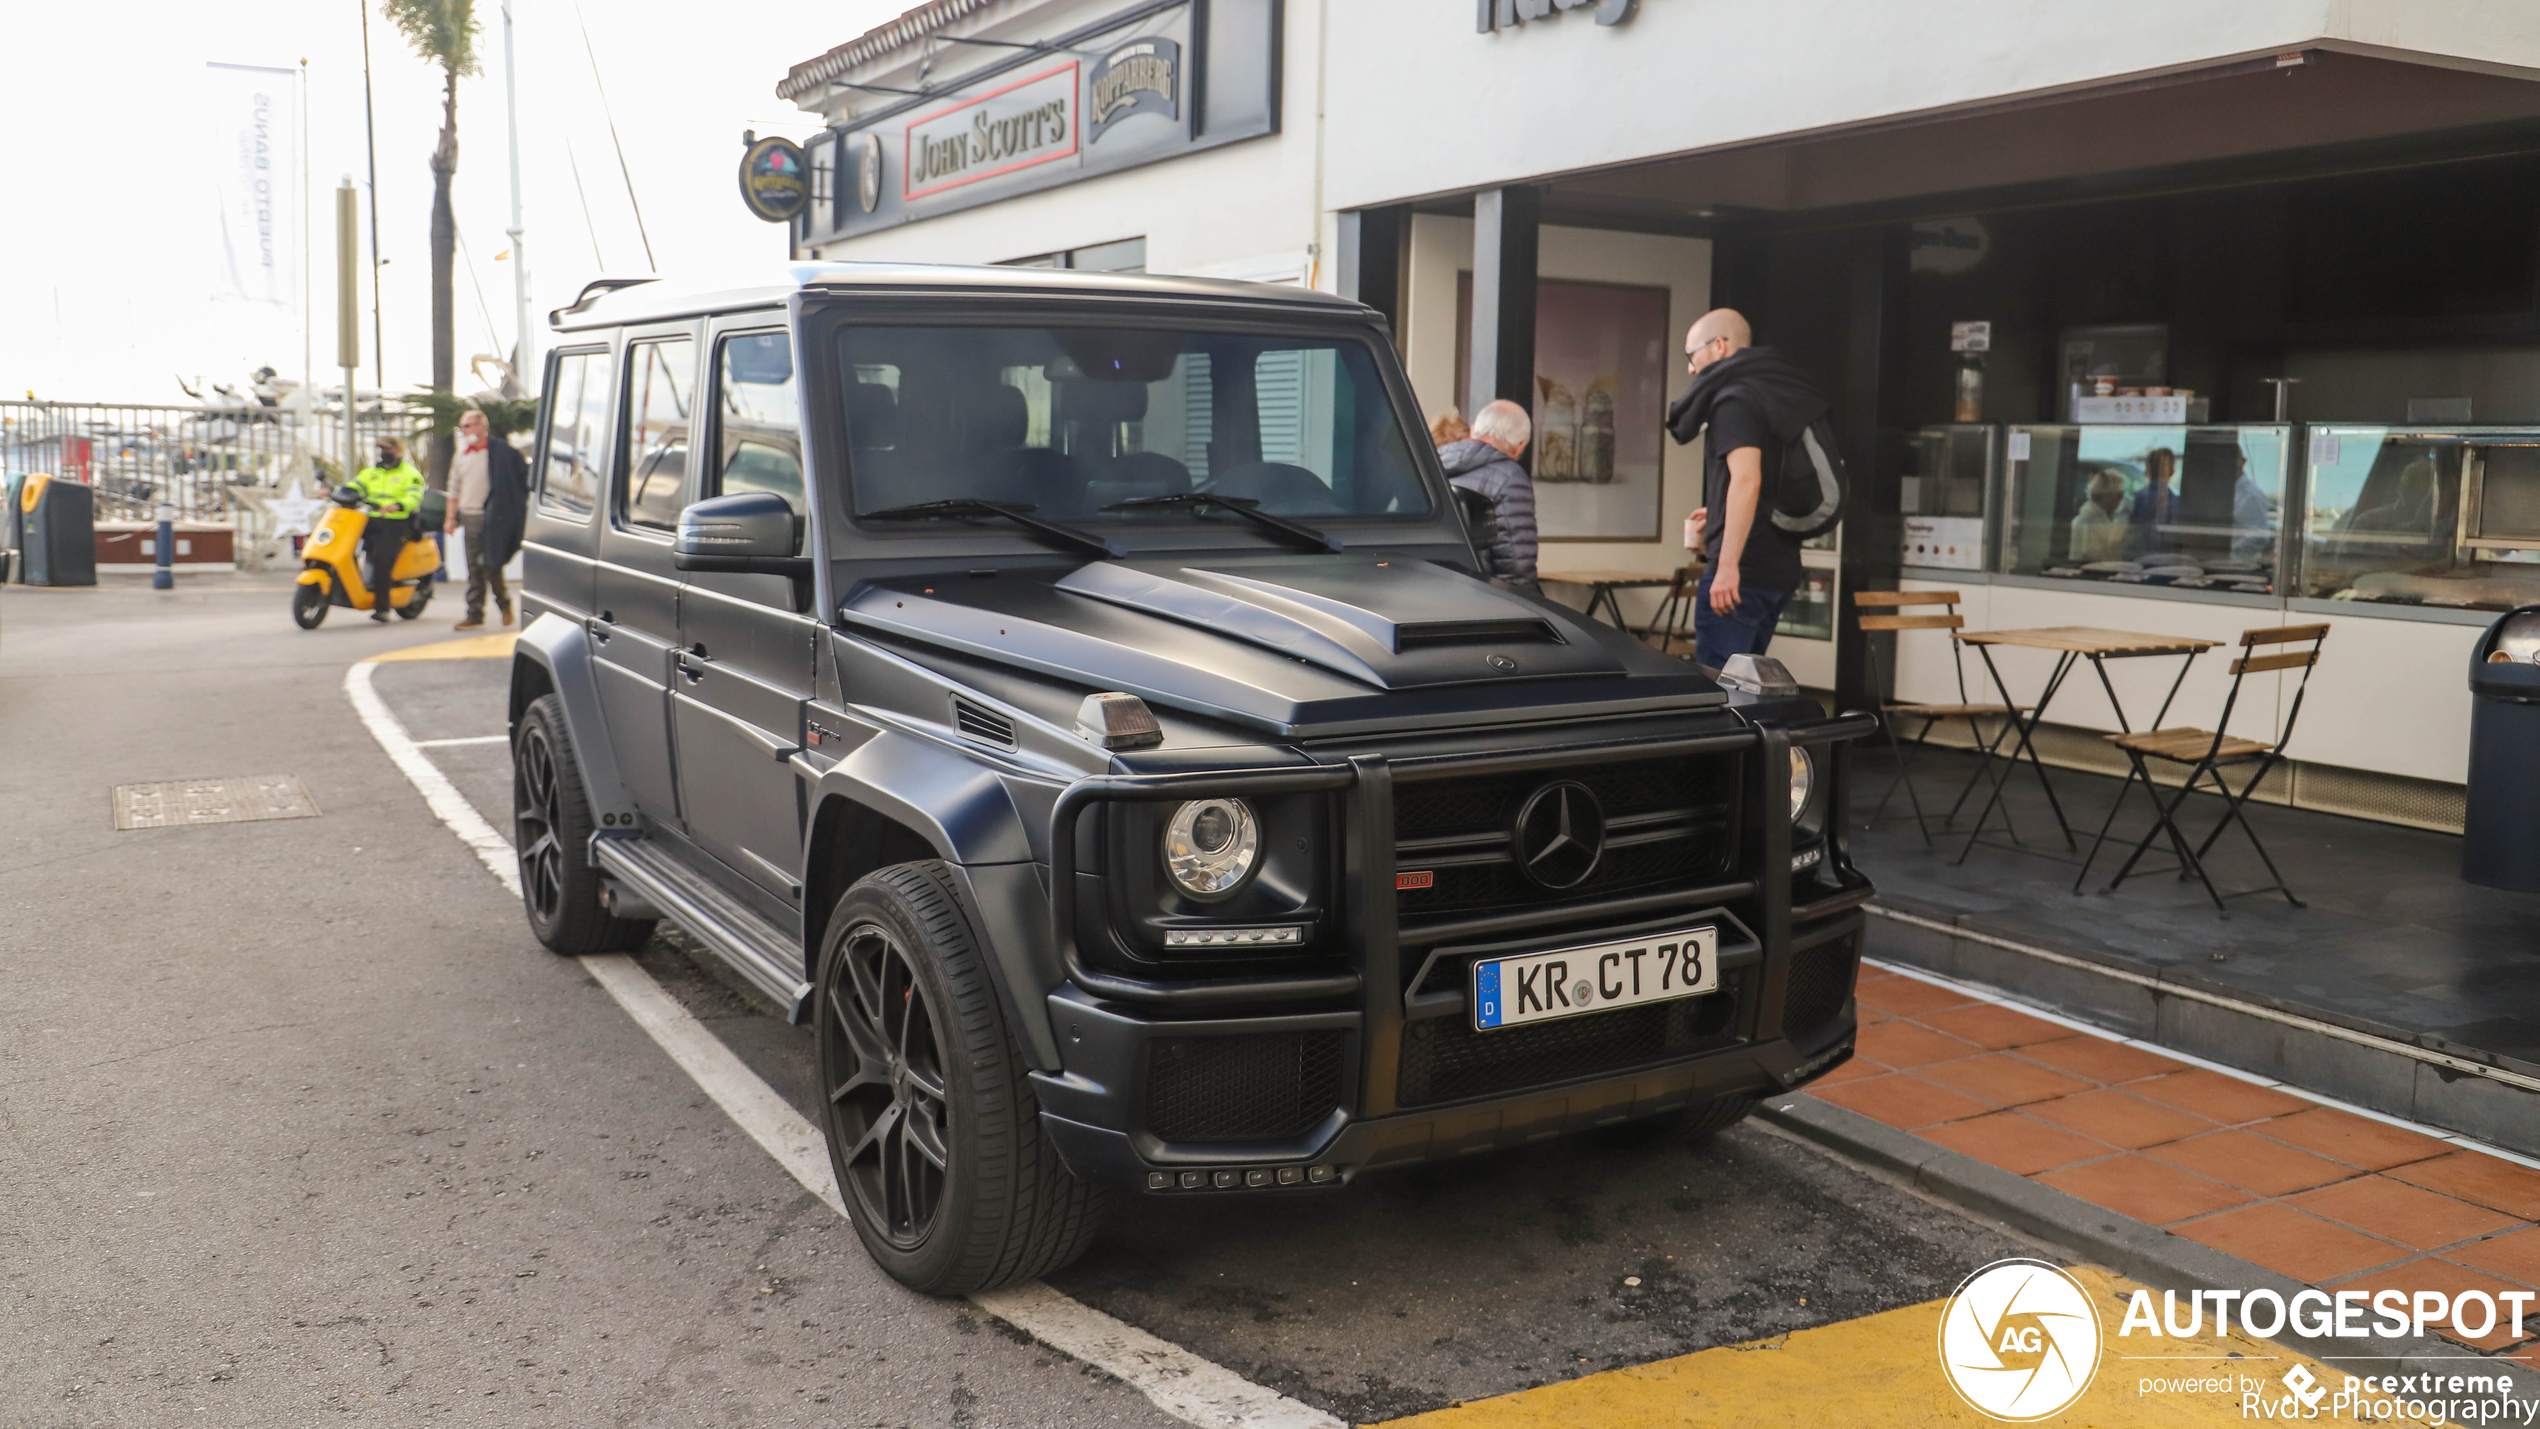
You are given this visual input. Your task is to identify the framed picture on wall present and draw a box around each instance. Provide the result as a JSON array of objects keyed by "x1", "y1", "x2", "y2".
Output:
[{"x1": 1458, "y1": 274, "x2": 1672, "y2": 541}]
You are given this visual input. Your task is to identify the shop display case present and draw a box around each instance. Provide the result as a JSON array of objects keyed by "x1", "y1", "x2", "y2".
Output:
[
  {"x1": 2298, "y1": 426, "x2": 2540, "y2": 613},
  {"x1": 1900, "y1": 424, "x2": 1994, "y2": 573},
  {"x1": 1995, "y1": 423, "x2": 2291, "y2": 598}
]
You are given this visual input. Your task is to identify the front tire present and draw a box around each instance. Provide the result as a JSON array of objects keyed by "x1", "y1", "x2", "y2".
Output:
[
  {"x1": 291, "y1": 579, "x2": 329, "y2": 629},
  {"x1": 512, "y1": 694, "x2": 653, "y2": 954},
  {"x1": 814, "y1": 862, "x2": 1106, "y2": 1295}
]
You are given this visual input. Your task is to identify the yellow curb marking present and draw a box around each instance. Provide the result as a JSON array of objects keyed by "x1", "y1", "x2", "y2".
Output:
[
  {"x1": 1374, "y1": 1267, "x2": 2346, "y2": 1427},
  {"x1": 367, "y1": 632, "x2": 519, "y2": 663}
]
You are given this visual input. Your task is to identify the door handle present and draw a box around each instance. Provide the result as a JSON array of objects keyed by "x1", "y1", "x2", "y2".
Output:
[
  {"x1": 677, "y1": 647, "x2": 708, "y2": 682},
  {"x1": 589, "y1": 610, "x2": 616, "y2": 643}
]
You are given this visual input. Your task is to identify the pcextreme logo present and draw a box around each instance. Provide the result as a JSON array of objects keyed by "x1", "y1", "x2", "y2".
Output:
[{"x1": 1939, "y1": 1260, "x2": 2104, "y2": 1421}]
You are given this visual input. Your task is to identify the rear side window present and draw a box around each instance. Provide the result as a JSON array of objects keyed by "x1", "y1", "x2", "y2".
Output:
[
  {"x1": 537, "y1": 347, "x2": 614, "y2": 515},
  {"x1": 619, "y1": 338, "x2": 695, "y2": 532},
  {"x1": 711, "y1": 332, "x2": 803, "y2": 552}
]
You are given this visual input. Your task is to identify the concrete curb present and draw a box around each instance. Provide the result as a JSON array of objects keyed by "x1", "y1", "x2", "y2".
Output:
[{"x1": 1758, "y1": 1092, "x2": 2540, "y2": 1398}]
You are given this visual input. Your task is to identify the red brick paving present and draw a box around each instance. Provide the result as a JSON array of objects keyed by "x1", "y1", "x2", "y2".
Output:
[
  {"x1": 1808, "y1": 964, "x2": 2540, "y2": 1362},
  {"x1": 2151, "y1": 1129, "x2": 2353, "y2": 1198},
  {"x1": 2039, "y1": 1154, "x2": 2254, "y2": 1224},
  {"x1": 2174, "y1": 1202, "x2": 2414, "y2": 1284}
]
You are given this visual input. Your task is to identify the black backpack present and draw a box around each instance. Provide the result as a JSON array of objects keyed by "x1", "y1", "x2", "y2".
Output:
[{"x1": 1769, "y1": 408, "x2": 1848, "y2": 541}]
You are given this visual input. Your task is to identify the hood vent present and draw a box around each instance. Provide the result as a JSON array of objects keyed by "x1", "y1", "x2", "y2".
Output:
[
  {"x1": 951, "y1": 696, "x2": 1017, "y2": 749},
  {"x1": 1393, "y1": 618, "x2": 1561, "y2": 651}
]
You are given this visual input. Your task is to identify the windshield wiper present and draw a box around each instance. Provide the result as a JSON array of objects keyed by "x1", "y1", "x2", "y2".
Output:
[
  {"x1": 1100, "y1": 492, "x2": 1343, "y2": 553},
  {"x1": 861, "y1": 499, "x2": 1124, "y2": 558}
]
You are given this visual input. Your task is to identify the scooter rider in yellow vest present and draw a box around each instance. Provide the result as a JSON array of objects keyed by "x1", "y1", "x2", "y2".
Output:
[{"x1": 353, "y1": 435, "x2": 426, "y2": 622}]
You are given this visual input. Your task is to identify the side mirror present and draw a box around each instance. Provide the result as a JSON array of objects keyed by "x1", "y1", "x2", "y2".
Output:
[{"x1": 675, "y1": 491, "x2": 813, "y2": 606}]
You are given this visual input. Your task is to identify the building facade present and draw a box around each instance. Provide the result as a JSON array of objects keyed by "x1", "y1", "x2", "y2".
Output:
[{"x1": 782, "y1": 0, "x2": 2540, "y2": 824}]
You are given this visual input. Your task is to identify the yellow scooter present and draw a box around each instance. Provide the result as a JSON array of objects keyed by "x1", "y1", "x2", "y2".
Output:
[{"x1": 291, "y1": 485, "x2": 439, "y2": 629}]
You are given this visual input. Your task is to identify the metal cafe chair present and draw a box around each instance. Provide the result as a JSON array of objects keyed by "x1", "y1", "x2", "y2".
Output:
[
  {"x1": 2085, "y1": 623, "x2": 2329, "y2": 915},
  {"x1": 1854, "y1": 590, "x2": 2028, "y2": 846},
  {"x1": 1633, "y1": 564, "x2": 1702, "y2": 655}
]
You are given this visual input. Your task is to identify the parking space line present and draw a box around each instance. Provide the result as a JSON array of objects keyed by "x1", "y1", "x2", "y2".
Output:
[
  {"x1": 342, "y1": 657, "x2": 1342, "y2": 1429},
  {"x1": 413, "y1": 734, "x2": 509, "y2": 748}
]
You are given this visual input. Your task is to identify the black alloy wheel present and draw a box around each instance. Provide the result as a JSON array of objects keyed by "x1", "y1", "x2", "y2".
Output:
[
  {"x1": 515, "y1": 719, "x2": 568, "y2": 928},
  {"x1": 822, "y1": 918, "x2": 952, "y2": 1249},
  {"x1": 510, "y1": 694, "x2": 653, "y2": 955},
  {"x1": 813, "y1": 863, "x2": 1106, "y2": 1295}
]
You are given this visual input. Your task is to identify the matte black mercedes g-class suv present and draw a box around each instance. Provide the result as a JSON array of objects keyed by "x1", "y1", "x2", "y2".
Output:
[{"x1": 508, "y1": 264, "x2": 1873, "y2": 1294}]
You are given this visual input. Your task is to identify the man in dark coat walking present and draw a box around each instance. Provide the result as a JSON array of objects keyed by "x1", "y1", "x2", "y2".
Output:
[
  {"x1": 444, "y1": 407, "x2": 529, "y2": 628},
  {"x1": 1437, "y1": 399, "x2": 1540, "y2": 594}
]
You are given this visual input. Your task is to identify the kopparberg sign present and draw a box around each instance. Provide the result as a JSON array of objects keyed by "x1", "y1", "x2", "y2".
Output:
[{"x1": 1938, "y1": 1261, "x2": 2537, "y2": 1423}]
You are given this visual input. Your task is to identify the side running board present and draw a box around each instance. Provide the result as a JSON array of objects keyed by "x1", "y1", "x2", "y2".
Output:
[{"x1": 590, "y1": 836, "x2": 815, "y2": 1022}]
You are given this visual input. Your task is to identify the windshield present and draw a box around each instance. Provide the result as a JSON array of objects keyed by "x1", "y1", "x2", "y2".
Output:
[{"x1": 834, "y1": 324, "x2": 1433, "y2": 526}]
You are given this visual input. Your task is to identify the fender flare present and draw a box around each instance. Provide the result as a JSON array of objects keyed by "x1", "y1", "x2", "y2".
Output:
[
  {"x1": 510, "y1": 612, "x2": 636, "y2": 822},
  {"x1": 807, "y1": 728, "x2": 1061, "y2": 1069}
]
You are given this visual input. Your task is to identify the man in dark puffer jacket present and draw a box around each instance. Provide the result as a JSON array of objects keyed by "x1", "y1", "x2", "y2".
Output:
[{"x1": 1437, "y1": 399, "x2": 1539, "y2": 594}]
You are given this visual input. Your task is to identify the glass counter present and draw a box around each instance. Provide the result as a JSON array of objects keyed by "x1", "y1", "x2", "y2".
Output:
[
  {"x1": 2300, "y1": 426, "x2": 2540, "y2": 612},
  {"x1": 1996, "y1": 423, "x2": 2290, "y2": 595},
  {"x1": 1900, "y1": 424, "x2": 1994, "y2": 571}
]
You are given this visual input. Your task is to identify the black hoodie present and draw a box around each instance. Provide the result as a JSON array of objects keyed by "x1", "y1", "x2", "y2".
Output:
[{"x1": 1664, "y1": 347, "x2": 1828, "y2": 592}]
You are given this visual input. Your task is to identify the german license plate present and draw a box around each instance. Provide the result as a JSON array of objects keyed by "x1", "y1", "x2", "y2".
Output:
[{"x1": 1471, "y1": 926, "x2": 1719, "y2": 1032}]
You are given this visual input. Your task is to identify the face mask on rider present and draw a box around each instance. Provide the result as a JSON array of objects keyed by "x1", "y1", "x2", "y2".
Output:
[{"x1": 377, "y1": 449, "x2": 395, "y2": 467}]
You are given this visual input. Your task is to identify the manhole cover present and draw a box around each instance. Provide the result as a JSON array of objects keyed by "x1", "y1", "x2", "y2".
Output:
[{"x1": 113, "y1": 776, "x2": 321, "y2": 830}]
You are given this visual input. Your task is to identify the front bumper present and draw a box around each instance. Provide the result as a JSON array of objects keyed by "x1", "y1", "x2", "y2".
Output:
[
  {"x1": 1032, "y1": 911, "x2": 1862, "y2": 1194},
  {"x1": 1029, "y1": 712, "x2": 1877, "y2": 1194}
]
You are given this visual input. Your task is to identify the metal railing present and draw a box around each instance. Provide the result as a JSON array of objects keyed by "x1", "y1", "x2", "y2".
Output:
[{"x1": 0, "y1": 399, "x2": 431, "y2": 526}]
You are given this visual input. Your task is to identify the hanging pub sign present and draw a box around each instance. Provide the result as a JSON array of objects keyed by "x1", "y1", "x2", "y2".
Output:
[
  {"x1": 807, "y1": 0, "x2": 1277, "y2": 242},
  {"x1": 738, "y1": 135, "x2": 810, "y2": 223},
  {"x1": 1087, "y1": 37, "x2": 1178, "y2": 142}
]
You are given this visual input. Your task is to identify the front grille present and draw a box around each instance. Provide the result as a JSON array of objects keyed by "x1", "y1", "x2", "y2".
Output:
[
  {"x1": 1145, "y1": 1031, "x2": 1346, "y2": 1142},
  {"x1": 1395, "y1": 969, "x2": 1749, "y2": 1107},
  {"x1": 1782, "y1": 933, "x2": 1859, "y2": 1045},
  {"x1": 1392, "y1": 754, "x2": 1737, "y2": 922}
]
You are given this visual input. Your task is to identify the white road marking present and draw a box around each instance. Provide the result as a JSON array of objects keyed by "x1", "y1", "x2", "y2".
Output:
[
  {"x1": 971, "y1": 1281, "x2": 1343, "y2": 1429},
  {"x1": 413, "y1": 734, "x2": 510, "y2": 748},
  {"x1": 343, "y1": 657, "x2": 1341, "y2": 1429},
  {"x1": 344, "y1": 661, "x2": 520, "y2": 897}
]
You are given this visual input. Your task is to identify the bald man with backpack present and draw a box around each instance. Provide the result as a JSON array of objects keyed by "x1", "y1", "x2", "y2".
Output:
[{"x1": 1666, "y1": 309, "x2": 1847, "y2": 674}]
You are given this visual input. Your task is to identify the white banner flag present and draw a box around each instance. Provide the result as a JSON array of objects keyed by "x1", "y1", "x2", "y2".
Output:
[{"x1": 206, "y1": 62, "x2": 298, "y2": 308}]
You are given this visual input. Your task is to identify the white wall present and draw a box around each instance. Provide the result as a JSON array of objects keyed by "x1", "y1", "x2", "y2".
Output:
[
  {"x1": 1322, "y1": 1, "x2": 2540, "y2": 212},
  {"x1": 1892, "y1": 579, "x2": 2479, "y2": 783},
  {"x1": 1404, "y1": 216, "x2": 1710, "y2": 626}
]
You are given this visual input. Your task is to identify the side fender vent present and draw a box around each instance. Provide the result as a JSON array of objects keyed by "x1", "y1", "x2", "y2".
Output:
[{"x1": 951, "y1": 696, "x2": 1017, "y2": 750}]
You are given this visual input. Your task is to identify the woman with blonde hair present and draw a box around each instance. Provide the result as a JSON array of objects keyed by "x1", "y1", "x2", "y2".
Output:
[{"x1": 1429, "y1": 408, "x2": 1469, "y2": 447}]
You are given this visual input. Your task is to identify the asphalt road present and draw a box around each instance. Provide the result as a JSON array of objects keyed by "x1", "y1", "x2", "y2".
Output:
[{"x1": 0, "y1": 573, "x2": 2048, "y2": 1426}]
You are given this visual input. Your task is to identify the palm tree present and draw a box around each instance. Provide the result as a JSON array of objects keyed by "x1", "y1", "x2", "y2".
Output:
[{"x1": 383, "y1": 0, "x2": 478, "y2": 496}]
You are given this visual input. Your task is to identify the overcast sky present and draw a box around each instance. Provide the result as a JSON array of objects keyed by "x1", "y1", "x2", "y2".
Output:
[{"x1": 0, "y1": 0, "x2": 907, "y2": 404}]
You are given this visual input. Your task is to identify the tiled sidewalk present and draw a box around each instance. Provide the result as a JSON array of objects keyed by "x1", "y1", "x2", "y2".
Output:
[{"x1": 1815, "y1": 964, "x2": 2540, "y2": 1357}]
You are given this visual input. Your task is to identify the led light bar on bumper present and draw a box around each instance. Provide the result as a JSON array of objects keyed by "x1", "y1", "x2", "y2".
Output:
[{"x1": 1161, "y1": 926, "x2": 1307, "y2": 948}]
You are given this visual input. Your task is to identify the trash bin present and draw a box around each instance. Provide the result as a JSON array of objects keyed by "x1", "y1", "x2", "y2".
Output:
[
  {"x1": 2, "y1": 472, "x2": 23, "y2": 582},
  {"x1": 20, "y1": 474, "x2": 97, "y2": 587},
  {"x1": 2464, "y1": 604, "x2": 2540, "y2": 893}
]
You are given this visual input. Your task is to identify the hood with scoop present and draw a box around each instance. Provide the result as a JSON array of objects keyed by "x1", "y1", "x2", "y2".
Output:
[{"x1": 839, "y1": 555, "x2": 1720, "y2": 737}]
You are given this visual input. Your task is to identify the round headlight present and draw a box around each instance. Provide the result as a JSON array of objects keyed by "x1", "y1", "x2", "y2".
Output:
[
  {"x1": 1164, "y1": 798, "x2": 1260, "y2": 899},
  {"x1": 1788, "y1": 746, "x2": 1817, "y2": 823}
]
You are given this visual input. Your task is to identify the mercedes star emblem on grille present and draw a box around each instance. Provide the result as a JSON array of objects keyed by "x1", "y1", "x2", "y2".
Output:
[{"x1": 1510, "y1": 780, "x2": 1606, "y2": 889}]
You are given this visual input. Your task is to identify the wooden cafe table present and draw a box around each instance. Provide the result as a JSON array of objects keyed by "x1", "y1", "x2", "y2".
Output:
[
  {"x1": 1539, "y1": 569, "x2": 1679, "y2": 629},
  {"x1": 1948, "y1": 625, "x2": 2219, "y2": 866}
]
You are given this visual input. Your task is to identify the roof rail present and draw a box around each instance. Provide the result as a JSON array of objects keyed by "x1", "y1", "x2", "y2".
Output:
[{"x1": 549, "y1": 276, "x2": 658, "y2": 325}]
